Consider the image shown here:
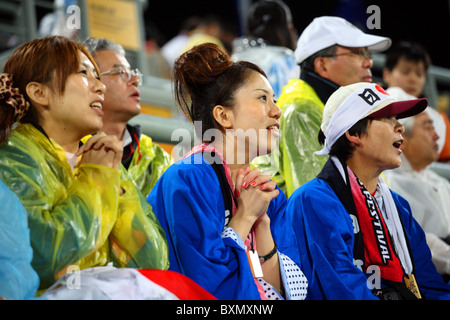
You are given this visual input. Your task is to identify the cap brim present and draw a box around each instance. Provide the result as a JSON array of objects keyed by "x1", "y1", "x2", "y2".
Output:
[
  {"x1": 368, "y1": 98, "x2": 428, "y2": 119},
  {"x1": 338, "y1": 34, "x2": 392, "y2": 52}
]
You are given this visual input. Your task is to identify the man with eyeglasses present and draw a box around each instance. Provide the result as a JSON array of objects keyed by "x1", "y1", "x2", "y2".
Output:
[
  {"x1": 252, "y1": 16, "x2": 392, "y2": 197},
  {"x1": 84, "y1": 37, "x2": 172, "y2": 197}
]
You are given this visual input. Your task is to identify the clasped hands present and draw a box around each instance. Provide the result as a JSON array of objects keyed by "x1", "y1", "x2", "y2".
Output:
[
  {"x1": 75, "y1": 132, "x2": 124, "y2": 170},
  {"x1": 233, "y1": 167, "x2": 279, "y2": 225}
]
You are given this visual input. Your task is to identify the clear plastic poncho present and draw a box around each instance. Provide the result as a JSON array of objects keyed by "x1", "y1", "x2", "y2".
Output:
[
  {"x1": 252, "y1": 79, "x2": 327, "y2": 197},
  {"x1": 0, "y1": 124, "x2": 169, "y2": 289},
  {"x1": 127, "y1": 133, "x2": 172, "y2": 198},
  {"x1": 231, "y1": 36, "x2": 300, "y2": 99}
]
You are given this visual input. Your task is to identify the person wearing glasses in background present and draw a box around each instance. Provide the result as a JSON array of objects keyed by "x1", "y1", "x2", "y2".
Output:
[
  {"x1": 84, "y1": 38, "x2": 172, "y2": 197},
  {"x1": 253, "y1": 16, "x2": 392, "y2": 197}
]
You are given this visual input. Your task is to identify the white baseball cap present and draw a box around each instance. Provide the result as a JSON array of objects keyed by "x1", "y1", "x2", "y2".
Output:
[
  {"x1": 294, "y1": 16, "x2": 392, "y2": 64},
  {"x1": 316, "y1": 82, "x2": 428, "y2": 155}
]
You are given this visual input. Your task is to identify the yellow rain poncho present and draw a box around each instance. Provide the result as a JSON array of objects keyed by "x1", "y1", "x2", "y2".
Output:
[
  {"x1": 0, "y1": 124, "x2": 169, "y2": 289},
  {"x1": 127, "y1": 133, "x2": 172, "y2": 198},
  {"x1": 252, "y1": 79, "x2": 327, "y2": 197}
]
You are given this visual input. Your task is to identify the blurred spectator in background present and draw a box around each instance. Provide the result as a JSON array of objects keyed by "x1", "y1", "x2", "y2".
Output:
[
  {"x1": 144, "y1": 22, "x2": 171, "y2": 79},
  {"x1": 38, "y1": 0, "x2": 78, "y2": 39},
  {"x1": 383, "y1": 41, "x2": 431, "y2": 98},
  {"x1": 384, "y1": 103, "x2": 450, "y2": 281},
  {"x1": 232, "y1": 0, "x2": 299, "y2": 99},
  {"x1": 218, "y1": 20, "x2": 238, "y2": 55},
  {"x1": 161, "y1": 16, "x2": 200, "y2": 71},
  {"x1": 180, "y1": 14, "x2": 225, "y2": 54},
  {"x1": 383, "y1": 41, "x2": 450, "y2": 163}
]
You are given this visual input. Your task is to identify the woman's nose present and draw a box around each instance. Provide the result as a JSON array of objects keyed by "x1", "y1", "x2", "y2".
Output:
[
  {"x1": 270, "y1": 103, "x2": 281, "y2": 119},
  {"x1": 94, "y1": 77, "x2": 106, "y2": 94}
]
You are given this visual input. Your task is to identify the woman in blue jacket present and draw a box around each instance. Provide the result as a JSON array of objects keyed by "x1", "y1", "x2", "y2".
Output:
[
  {"x1": 288, "y1": 82, "x2": 450, "y2": 299},
  {"x1": 148, "y1": 43, "x2": 307, "y2": 300}
]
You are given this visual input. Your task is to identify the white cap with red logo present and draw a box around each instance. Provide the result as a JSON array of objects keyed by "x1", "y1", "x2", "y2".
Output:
[{"x1": 316, "y1": 82, "x2": 428, "y2": 155}]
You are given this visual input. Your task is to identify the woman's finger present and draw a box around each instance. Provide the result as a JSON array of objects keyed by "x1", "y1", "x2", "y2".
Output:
[
  {"x1": 75, "y1": 132, "x2": 106, "y2": 155},
  {"x1": 248, "y1": 174, "x2": 272, "y2": 188},
  {"x1": 257, "y1": 179, "x2": 277, "y2": 192},
  {"x1": 234, "y1": 168, "x2": 245, "y2": 197},
  {"x1": 241, "y1": 168, "x2": 260, "y2": 189}
]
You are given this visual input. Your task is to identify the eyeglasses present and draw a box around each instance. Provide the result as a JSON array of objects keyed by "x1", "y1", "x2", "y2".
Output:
[
  {"x1": 323, "y1": 48, "x2": 373, "y2": 60},
  {"x1": 101, "y1": 66, "x2": 143, "y2": 86}
]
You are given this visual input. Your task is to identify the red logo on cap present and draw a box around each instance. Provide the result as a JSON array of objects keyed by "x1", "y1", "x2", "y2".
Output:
[{"x1": 375, "y1": 84, "x2": 389, "y2": 96}]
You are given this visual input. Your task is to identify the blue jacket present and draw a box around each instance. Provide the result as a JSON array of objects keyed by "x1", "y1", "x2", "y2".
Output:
[
  {"x1": 287, "y1": 158, "x2": 450, "y2": 300},
  {"x1": 148, "y1": 153, "x2": 302, "y2": 299},
  {"x1": 0, "y1": 180, "x2": 40, "y2": 299}
]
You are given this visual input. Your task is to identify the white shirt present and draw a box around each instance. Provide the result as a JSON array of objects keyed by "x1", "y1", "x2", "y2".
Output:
[
  {"x1": 384, "y1": 155, "x2": 450, "y2": 274},
  {"x1": 65, "y1": 152, "x2": 79, "y2": 171},
  {"x1": 384, "y1": 155, "x2": 450, "y2": 238}
]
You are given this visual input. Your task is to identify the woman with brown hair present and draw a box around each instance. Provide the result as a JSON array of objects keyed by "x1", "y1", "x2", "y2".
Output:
[
  {"x1": 148, "y1": 43, "x2": 307, "y2": 300},
  {"x1": 0, "y1": 36, "x2": 169, "y2": 291}
]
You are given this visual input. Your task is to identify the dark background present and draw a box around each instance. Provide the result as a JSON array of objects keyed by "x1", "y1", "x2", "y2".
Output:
[{"x1": 144, "y1": 0, "x2": 450, "y2": 70}]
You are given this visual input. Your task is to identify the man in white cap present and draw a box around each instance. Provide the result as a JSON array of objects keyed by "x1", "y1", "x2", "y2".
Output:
[
  {"x1": 286, "y1": 82, "x2": 450, "y2": 300},
  {"x1": 253, "y1": 16, "x2": 391, "y2": 197}
]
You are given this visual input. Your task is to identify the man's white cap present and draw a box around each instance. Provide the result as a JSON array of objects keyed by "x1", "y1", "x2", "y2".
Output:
[
  {"x1": 294, "y1": 16, "x2": 392, "y2": 64},
  {"x1": 316, "y1": 82, "x2": 428, "y2": 155}
]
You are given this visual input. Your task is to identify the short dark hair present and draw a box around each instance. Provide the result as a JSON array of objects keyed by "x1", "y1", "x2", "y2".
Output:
[
  {"x1": 384, "y1": 41, "x2": 431, "y2": 72},
  {"x1": 318, "y1": 117, "x2": 371, "y2": 161}
]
